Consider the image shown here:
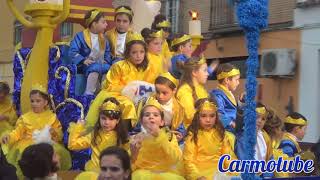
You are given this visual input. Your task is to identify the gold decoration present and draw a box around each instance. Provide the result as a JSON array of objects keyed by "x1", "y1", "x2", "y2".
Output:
[
  {"x1": 101, "y1": 101, "x2": 121, "y2": 112},
  {"x1": 217, "y1": 68, "x2": 240, "y2": 80},
  {"x1": 32, "y1": 83, "x2": 48, "y2": 94},
  {"x1": 159, "y1": 72, "x2": 178, "y2": 87},
  {"x1": 156, "y1": 20, "x2": 171, "y2": 28},
  {"x1": 256, "y1": 107, "x2": 266, "y2": 115},
  {"x1": 126, "y1": 33, "x2": 144, "y2": 44},
  {"x1": 55, "y1": 66, "x2": 71, "y2": 99},
  {"x1": 143, "y1": 97, "x2": 163, "y2": 112},
  {"x1": 85, "y1": 9, "x2": 101, "y2": 27},
  {"x1": 285, "y1": 117, "x2": 307, "y2": 126},
  {"x1": 198, "y1": 100, "x2": 217, "y2": 112},
  {"x1": 115, "y1": 7, "x2": 133, "y2": 17},
  {"x1": 150, "y1": 29, "x2": 164, "y2": 39},
  {"x1": 171, "y1": 34, "x2": 191, "y2": 47},
  {"x1": 56, "y1": 98, "x2": 84, "y2": 119}
]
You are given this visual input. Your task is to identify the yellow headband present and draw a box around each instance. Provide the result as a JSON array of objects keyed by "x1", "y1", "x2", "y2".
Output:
[
  {"x1": 199, "y1": 100, "x2": 217, "y2": 112},
  {"x1": 85, "y1": 9, "x2": 101, "y2": 27},
  {"x1": 150, "y1": 29, "x2": 164, "y2": 39},
  {"x1": 143, "y1": 97, "x2": 164, "y2": 112},
  {"x1": 31, "y1": 83, "x2": 48, "y2": 94},
  {"x1": 126, "y1": 33, "x2": 145, "y2": 44},
  {"x1": 285, "y1": 116, "x2": 307, "y2": 126},
  {"x1": 256, "y1": 107, "x2": 266, "y2": 115},
  {"x1": 115, "y1": 7, "x2": 133, "y2": 17},
  {"x1": 101, "y1": 101, "x2": 121, "y2": 112},
  {"x1": 156, "y1": 20, "x2": 171, "y2": 28},
  {"x1": 171, "y1": 34, "x2": 192, "y2": 47},
  {"x1": 217, "y1": 68, "x2": 240, "y2": 80},
  {"x1": 159, "y1": 72, "x2": 178, "y2": 87}
]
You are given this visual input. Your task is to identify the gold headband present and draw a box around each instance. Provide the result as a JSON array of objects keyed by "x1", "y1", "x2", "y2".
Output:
[
  {"x1": 115, "y1": 7, "x2": 133, "y2": 17},
  {"x1": 126, "y1": 33, "x2": 145, "y2": 44},
  {"x1": 285, "y1": 116, "x2": 307, "y2": 126},
  {"x1": 156, "y1": 20, "x2": 171, "y2": 28},
  {"x1": 199, "y1": 100, "x2": 217, "y2": 112},
  {"x1": 31, "y1": 83, "x2": 48, "y2": 94},
  {"x1": 186, "y1": 56, "x2": 207, "y2": 67},
  {"x1": 101, "y1": 101, "x2": 121, "y2": 112},
  {"x1": 150, "y1": 29, "x2": 164, "y2": 39},
  {"x1": 217, "y1": 68, "x2": 240, "y2": 80},
  {"x1": 171, "y1": 34, "x2": 191, "y2": 47},
  {"x1": 159, "y1": 72, "x2": 178, "y2": 87},
  {"x1": 85, "y1": 9, "x2": 101, "y2": 27},
  {"x1": 143, "y1": 97, "x2": 164, "y2": 112},
  {"x1": 256, "y1": 107, "x2": 266, "y2": 115}
]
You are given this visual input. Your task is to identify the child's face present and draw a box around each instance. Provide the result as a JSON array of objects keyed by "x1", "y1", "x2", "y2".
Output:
[
  {"x1": 226, "y1": 75, "x2": 240, "y2": 92},
  {"x1": 115, "y1": 14, "x2": 131, "y2": 33},
  {"x1": 179, "y1": 41, "x2": 193, "y2": 57},
  {"x1": 141, "y1": 106, "x2": 164, "y2": 128},
  {"x1": 148, "y1": 38, "x2": 163, "y2": 55},
  {"x1": 0, "y1": 92, "x2": 7, "y2": 102},
  {"x1": 295, "y1": 125, "x2": 307, "y2": 140},
  {"x1": 92, "y1": 17, "x2": 108, "y2": 33},
  {"x1": 155, "y1": 84, "x2": 175, "y2": 104},
  {"x1": 99, "y1": 113, "x2": 119, "y2": 132},
  {"x1": 193, "y1": 63, "x2": 209, "y2": 85},
  {"x1": 30, "y1": 93, "x2": 48, "y2": 113},
  {"x1": 256, "y1": 114, "x2": 266, "y2": 130},
  {"x1": 129, "y1": 43, "x2": 145, "y2": 66},
  {"x1": 99, "y1": 154, "x2": 129, "y2": 180},
  {"x1": 199, "y1": 110, "x2": 216, "y2": 130}
]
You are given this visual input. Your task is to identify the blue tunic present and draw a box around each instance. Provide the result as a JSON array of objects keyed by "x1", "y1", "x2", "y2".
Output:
[{"x1": 69, "y1": 30, "x2": 112, "y2": 76}]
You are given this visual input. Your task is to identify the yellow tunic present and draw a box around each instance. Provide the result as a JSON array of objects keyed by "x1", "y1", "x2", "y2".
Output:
[
  {"x1": 0, "y1": 97, "x2": 17, "y2": 138},
  {"x1": 68, "y1": 122, "x2": 128, "y2": 172},
  {"x1": 6, "y1": 110, "x2": 71, "y2": 178},
  {"x1": 147, "y1": 52, "x2": 166, "y2": 74},
  {"x1": 183, "y1": 129, "x2": 238, "y2": 180},
  {"x1": 132, "y1": 129, "x2": 184, "y2": 179},
  {"x1": 176, "y1": 83, "x2": 209, "y2": 127},
  {"x1": 271, "y1": 139, "x2": 290, "y2": 177},
  {"x1": 106, "y1": 27, "x2": 134, "y2": 58},
  {"x1": 86, "y1": 59, "x2": 160, "y2": 128},
  {"x1": 162, "y1": 40, "x2": 173, "y2": 66}
]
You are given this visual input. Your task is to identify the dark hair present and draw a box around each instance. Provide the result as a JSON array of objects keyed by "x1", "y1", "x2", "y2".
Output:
[
  {"x1": 186, "y1": 98, "x2": 225, "y2": 145},
  {"x1": 155, "y1": 76, "x2": 176, "y2": 90},
  {"x1": 0, "y1": 82, "x2": 10, "y2": 95},
  {"x1": 29, "y1": 90, "x2": 53, "y2": 111},
  {"x1": 18, "y1": 143, "x2": 58, "y2": 179},
  {"x1": 177, "y1": 57, "x2": 204, "y2": 101},
  {"x1": 263, "y1": 107, "x2": 283, "y2": 139},
  {"x1": 124, "y1": 40, "x2": 149, "y2": 71},
  {"x1": 99, "y1": 146, "x2": 131, "y2": 180},
  {"x1": 141, "y1": 28, "x2": 161, "y2": 44},
  {"x1": 170, "y1": 33, "x2": 192, "y2": 52},
  {"x1": 92, "y1": 97, "x2": 129, "y2": 147},
  {"x1": 216, "y1": 63, "x2": 238, "y2": 83},
  {"x1": 84, "y1": 9, "x2": 105, "y2": 28},
  {"x1": 151, "y1": 14, "x2": 171, "y2": 33},
  {"x1": 115, "y1": 6, "x2": 133, "y2": 22},
  {"x1": 284, "y1": 112, "x2": 307, "y2": 133}
]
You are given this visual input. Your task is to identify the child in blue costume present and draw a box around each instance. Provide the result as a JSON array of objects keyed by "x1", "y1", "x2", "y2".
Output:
[
  {"x1": 69, "y1": 9, "x2": 112, "y2": 95},
  {"x1": 210, "y1": 63, "x2": 241, "y2": 133},
  {"x1": 279, "y1": 112, "x2": 308, "y2": 157}
]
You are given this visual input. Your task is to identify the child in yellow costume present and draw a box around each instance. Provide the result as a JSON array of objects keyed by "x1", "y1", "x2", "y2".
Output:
[
  {"x1": 106, "y1": 6, "x2": 134, "y2": 62},
  {"x1": 86, "y1": 33, "x2": 161, "y2": 130},
  {"x1": 68, "y1": 97, "x2": 129, "y2": 172},
  {"x1": 0, "y1": 81, "x2": 17, "y2": 138},
  {"x1": 1, "y1": 85, "x2": 71, "y2": 178},
  {"x1": 151, "y1": 15, "x2": 173, "y2": 68},
  {"x1": 130, "y1": 98, "x2": 184, "y2": 180},
  {"x1": 176, "y1": 57, "x2": 209, "y2": 128},
  {"x1": 183, "y1": 98, "x2": 237, "y2": 180},
  {"x1": 141, "y1": 28, "x2": 167, "y2": 73}
]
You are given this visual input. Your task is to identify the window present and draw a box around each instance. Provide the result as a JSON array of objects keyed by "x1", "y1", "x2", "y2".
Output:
[
  {"x1": 209, "y1": 0, "x2": 238, "y2": 32},
  {"x1": 14, "y1": 20, "x2": 23, "y2": 46},
  {"x1": 60, "y1": 22, "x2": 73, "y2": 40},
  {"x1": 165, "y1": 0, "x2": 180, "y2": 33}
]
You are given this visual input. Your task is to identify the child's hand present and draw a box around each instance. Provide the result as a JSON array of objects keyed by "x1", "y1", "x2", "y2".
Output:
[
  {"x1": 1, "y1": 135, "x2": 9, "y2": 144},
  {"x1": 130, "y1": 134, "x2": 144, "y2": 162},
  {"x1": 83, "y1": 59, "x2": 94, "y2": 66},
  {"x1": 77, "y1": 119, "x2": 86, "y2": 125},
  {"x1": 209, "y1": 60, "x2": 219, "y2": 71},
  {"x1": 0, "y1": 115, "x2": 9, "y2": 121},
  {"x1": 171, "y1": 131, "x2": 183, "y2": 141},
  {"x1": 230, "y1": 121, "x2": 236, "y2": 129},
  {"x1": 239, "y1": 92, "x2": 246, "y2": 103},
  {"x1": 144, "y1": 123, "x2": 161, "y2": 137}
]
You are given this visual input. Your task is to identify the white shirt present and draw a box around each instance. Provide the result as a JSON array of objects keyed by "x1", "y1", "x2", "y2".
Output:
[
  {"x1": 161, "y1": 98, "x2": 173, "y2": 127},
  {"x1": 116, "y1": 32, "x2": 127, "y2": 56},
  {"x1": 89, "y1": 32, "x2": 103, "y2": 62},
  {"x1": 254, "y1": 130, "x2": 267, "y2": 161}
]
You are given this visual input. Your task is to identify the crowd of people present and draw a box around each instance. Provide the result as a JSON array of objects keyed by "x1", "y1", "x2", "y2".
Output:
[{"x1": 0, "y1": 5, "x2": 319, "y2": 180}]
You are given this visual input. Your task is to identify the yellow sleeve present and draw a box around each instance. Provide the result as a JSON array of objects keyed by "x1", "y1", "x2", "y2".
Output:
[
  {"x1": 68, "y1": 122, "x2": 91, "y2": 150},
  {"x1": 103, "y1": 63, "x2": 123, "y2": 92},
  {"x1": 51, "y1": 117, "x2": 63, "y2": 143},
  {"x1": 154, "y1": 130, "x2": 182, "y2": 164},
  {"x1": 7, "y1": 105, "x2": 17, "y2": 126},
  {"x1": 8, "y1": 117, "x2": 25, "y2": 144},
  {"x1": 183, "y1": 135, "x2": 201, "y2": 179},
  {"x1": 176, "y1": 86, "x2": 195, "y2": 127}
]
